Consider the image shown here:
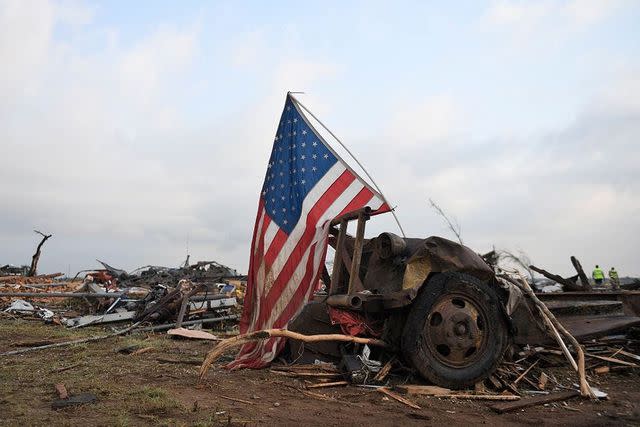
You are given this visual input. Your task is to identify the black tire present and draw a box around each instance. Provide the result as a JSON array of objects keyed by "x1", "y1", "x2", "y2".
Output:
[{"x1": 401, "y1": 272, "x2": 508, "y2": 389}]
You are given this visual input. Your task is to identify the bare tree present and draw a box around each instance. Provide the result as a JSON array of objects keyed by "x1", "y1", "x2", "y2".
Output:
[
  {"x1": 28, "y1": 230, "x2": 52, "y2": 277},
  {"x1": 428, "y1": 198, "x2": 463, "y2": 245}
]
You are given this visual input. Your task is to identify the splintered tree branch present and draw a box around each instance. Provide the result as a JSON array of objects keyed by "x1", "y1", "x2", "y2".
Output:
[
  {"x1": 199, "y1": 329, "x2": 388, "y2": 380},
  {"x1": 28, "y1": 230, "x2": 52, "y2": 277},
  {"x1": 497, "y1": 249, "x2": 535, "y2": 282},
  {"x1": 428, "y1": 198, "x2": 463, "y2": 245}
]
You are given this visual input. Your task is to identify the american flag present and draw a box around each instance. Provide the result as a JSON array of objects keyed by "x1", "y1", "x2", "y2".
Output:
[{"x1": 228, "y1": 94, "x2": 389, "y2": 369}]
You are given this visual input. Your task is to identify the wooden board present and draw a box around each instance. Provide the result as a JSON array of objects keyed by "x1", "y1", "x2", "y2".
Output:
[{"x1": 394, "y1": 385, "x2": 452, "y2": 396}]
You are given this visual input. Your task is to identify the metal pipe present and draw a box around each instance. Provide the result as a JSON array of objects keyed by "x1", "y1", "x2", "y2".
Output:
[{"x1": 326, "y1": 294, "x2": 363, "y2": 310}]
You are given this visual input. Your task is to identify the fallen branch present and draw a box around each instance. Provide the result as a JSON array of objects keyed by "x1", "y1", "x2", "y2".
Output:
[
  {"x1": 199, "y1": 328, "x2": 387, "y2": 380},
  {"x1": 500, "y1": 273, "x2": 595, "y2": 398}
]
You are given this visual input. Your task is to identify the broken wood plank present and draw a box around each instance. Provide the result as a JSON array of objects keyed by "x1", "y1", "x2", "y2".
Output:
[
  {"x1": 373, "y1": 357, "x2": 395, "y2": 382},
  {"x1": 307, "y1": 381, "x2": 349, "y2": 389},
  {"x1": 585, "y1": 353, "x2": 638, "y2": 367},
  {"x1": 608, "y1": 348, "x2": 640, "y2": 362},
  {"x1": 490, "y1": 390, "x2": 580, "y2": 414},
  {"x1": 394, "y1": 385, "x2": 451, "y2": 396},
  {"x1": 594, "y1": 366, "x2": 610, "y2": 374},
  {"x1": 167, "y1": 328, "x2": 219, "y2": 341},
  {"x1": 378, "y1": 387, "x2": 421, "y2": 409},
  {"x1": 55, "y1": 384, "x2": 68, "y2": 399},
  {"x1": 538, "y1": 372, "x2": 548, "y2": 390}
]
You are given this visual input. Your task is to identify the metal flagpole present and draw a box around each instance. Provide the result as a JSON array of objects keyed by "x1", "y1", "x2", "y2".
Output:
[{"x1": 290, "y1": 94, "x2": 406, "y2": 237}]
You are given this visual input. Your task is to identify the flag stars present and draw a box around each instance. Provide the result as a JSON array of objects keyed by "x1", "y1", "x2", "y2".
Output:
[
  {"x1": 302, "y1": 130, "x2": 307, "y2": 135},
  {"x1": 312, "y1": 154, "x2": 317, "y2": 159},
  {"x1": 293, "y1": 117, "x2": 298, "y2": 123},
  {"x1": 301, "y1": 142, "x2": 306, "y2": 147},
  {"x1": 312, "y1": 166, "x2": 317, "y2": 172},
  {"x1": 301, "y1": 155, "x2": 306, "y2": 160},
  {"x1": 312, "y1": 141, "x2": 318, "y2": 147},
  {"x1": 323, "y1": 154, "x2": 329, "y2": 159}
]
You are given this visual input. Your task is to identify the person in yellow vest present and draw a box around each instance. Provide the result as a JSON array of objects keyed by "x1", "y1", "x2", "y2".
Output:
[
  {"x1": 592, "y1": 265, "x2": 605, "y2": 286},
  {"x1": 609, "y1": 267, "x2": 620, "y2": 291}
]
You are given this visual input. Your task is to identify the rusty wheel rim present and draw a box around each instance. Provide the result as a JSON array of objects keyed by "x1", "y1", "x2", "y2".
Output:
[{"x1": 422, "y1": 292, "x2": 489, "y2": 368}]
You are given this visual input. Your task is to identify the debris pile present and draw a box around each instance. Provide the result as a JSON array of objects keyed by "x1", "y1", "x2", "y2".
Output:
[{"x1": 0, "y1": 259, "x2": 244, "y2": 334}]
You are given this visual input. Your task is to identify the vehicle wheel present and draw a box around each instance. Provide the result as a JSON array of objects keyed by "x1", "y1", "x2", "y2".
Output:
[{"x1": 401, "y1": 272, "x2": 508, "y2": 389}]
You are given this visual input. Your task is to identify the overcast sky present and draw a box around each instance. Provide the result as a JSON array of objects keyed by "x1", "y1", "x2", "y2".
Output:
[{"x1": 1, "y1": 0, "x2": 639, "y2": 278}]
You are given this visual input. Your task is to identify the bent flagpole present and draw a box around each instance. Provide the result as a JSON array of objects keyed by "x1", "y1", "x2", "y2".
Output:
[{"x1": 289, "y1": 93, "x2": 405, "y2": 237}]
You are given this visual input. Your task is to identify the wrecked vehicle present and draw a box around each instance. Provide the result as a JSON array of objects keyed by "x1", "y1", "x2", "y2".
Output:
[{"x1": 288, "y1": 207, "x2": 540, "y2": 389}]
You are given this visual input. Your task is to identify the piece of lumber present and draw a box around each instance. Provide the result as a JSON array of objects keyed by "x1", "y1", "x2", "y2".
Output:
[
  {"x1": 199, "y1": 328, "x2": 387, "y2": 379},
  {"x1": 585, "y1": 353, "x2": 638, "y2": 367},
  {"x1": 55, "y1": 383, "x2": 68, "y2": 399},
  {"x1": 167, "y1": 328, "x2": 219, "y2": 341},
  {"x1": 394, "y1": 385, "x2": 451, "y2": 396},
  {"x1": 378, "y1": 387, "x2": 421, "y2": 409},
  {"x1": 218, "y1": 395, "x2": 255, "y2": 405},
  {"x1": 538, "y1": 372, "x2": 548, "y2": 390},
  {"x1": 594, "y1": 366, "x2": 610, "y2": 374},
  {"x1": 373, "y1": 357, "x2": 395, "y2": 382},
  {"x1": 514, "y1": 360, "x2": 539, "y2": 385},
  {"x1": 608, "y1": 348, "x2": 640, "y2": 362},
  {"x1": 307, "y1": 381, "x2": 349, "y2": 389},
  {"x1": 490, "y1": 390, "x2": 580, "y2": 414}
]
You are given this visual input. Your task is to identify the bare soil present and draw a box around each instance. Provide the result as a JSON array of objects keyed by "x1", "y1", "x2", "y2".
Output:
[{"x1": 1, "y1": 318, "x2": 640, "y2": 426}]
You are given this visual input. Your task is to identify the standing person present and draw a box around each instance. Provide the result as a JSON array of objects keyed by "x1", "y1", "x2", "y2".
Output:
[
  {"x1": 609, "y1": 267, "x2": 620, "y2": 291},
  {"x1": 592, "y1": 265, "x2": 605, "y2": 286}
]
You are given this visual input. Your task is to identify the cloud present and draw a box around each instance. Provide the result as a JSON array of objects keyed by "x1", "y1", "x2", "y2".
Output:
[{"x1": 484, "y1": 0, "x2": 630, "y2": 36}]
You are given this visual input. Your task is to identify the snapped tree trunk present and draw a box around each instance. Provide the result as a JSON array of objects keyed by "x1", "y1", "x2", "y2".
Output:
[
  {"x1": 529, "y1": 265, "x2": 582, "y2": 291},
  {"x1": 570, "y1": 256, "x2": 592, "y2": 292},
  {"x1": 28, "y1": 230, "x2": 52, "y2": 277}
]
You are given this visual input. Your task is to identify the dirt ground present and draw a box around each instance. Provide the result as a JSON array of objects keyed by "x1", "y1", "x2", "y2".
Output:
[{"x1": 1, "y1": 318, "x2": 640, "y2": 426}]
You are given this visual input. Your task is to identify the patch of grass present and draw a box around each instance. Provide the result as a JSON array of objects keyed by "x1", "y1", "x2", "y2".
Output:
[{"x1": 132, "y1": 386, "x2": 183, "y2": 416}]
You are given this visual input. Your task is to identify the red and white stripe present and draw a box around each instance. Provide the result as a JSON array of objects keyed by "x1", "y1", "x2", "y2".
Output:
[{"x1": 228, "y1": 162, "x2": 388, "y2": 369}]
